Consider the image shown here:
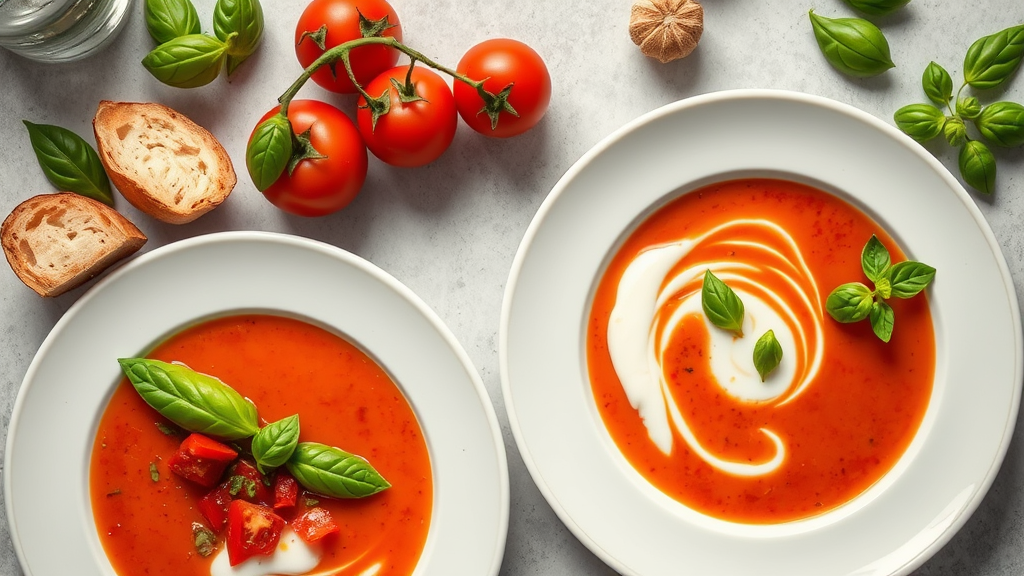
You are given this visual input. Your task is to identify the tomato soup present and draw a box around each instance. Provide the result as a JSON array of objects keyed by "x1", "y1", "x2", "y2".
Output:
[
  {"x1": 587, "y1": 178, "x2": 934, "y2": 524},
  {"x1": 90, "y1": 314, "x2": 432, "y2": 575}
]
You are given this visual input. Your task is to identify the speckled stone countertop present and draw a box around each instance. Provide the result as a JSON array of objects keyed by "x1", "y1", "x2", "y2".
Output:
[{"x1": 1, "y1": 1, "x2": 1023, "y2": 575}]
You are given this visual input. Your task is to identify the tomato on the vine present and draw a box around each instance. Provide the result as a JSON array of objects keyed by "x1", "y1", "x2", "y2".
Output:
[
  {"x1": 250, "y1": 100, "x2": 368, "y2": 217},
  {"x1": 454, "y1": 38, "x2": 551, "y2": 138},
  {"x1": 294, "y1": 0, "x2": 402, "y2": 94},
  {"x1": 356, "y1": 66, "x2": 458, "y2": 167}
]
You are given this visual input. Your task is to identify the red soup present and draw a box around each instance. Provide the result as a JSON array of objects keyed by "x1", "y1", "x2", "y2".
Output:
[
  {"x1": 90, "y1": 314, "x2": 432, "y2": 575},
  {"x1": 587, "y1": 178, "x2": 935, "y2": 523}
]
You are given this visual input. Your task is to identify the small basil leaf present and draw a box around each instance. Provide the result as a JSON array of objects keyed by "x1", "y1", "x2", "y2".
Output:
[
  {"x1": 825, "y1": 282, "x2": 874, "y2": 323},
  {"x1": 840, "y1": 0, "x2": 910, "y2": 17},
  {"x1": 145, "y1": 0, "x2": 201, "y2": 45},
  {"x1": 142, "y1": 34, "x2": 227, "y2": 88},
  {"x1": 959, "y1": 140, "x2": 996, "y2": 194},
  {"x1": 861, "y1": 235, "x2": 890, "y2": 283},
  {"x1": 922, "y1": 61, "x2": 953, "y2": 106},
  {"x1": 944, "y1": 116, "x2": 967, "y2": 147},
  {"x1": 213, "y1": 0, "x2": 264, "y2": 71},
  {"x1": 893, "y1": 104, "x2": 946, "y2": 142},
  {"x1": 869, "y1": 300, "x2": 895, "y2": 342},
  {"x1": 964, "y1": 24, "x2": 1024, "y2": 90},
  {"x1": 889, "y1": 261, "x2": 936, "y2": 298},
  {"x1": 192, "y1": 522, "x2": 216, "y2": 557},
  {"x1": 958, "y1": 96, "x2": 982, "y2": 119},
  {"x1": 701, "y1": 270, "x2": 745, "y2": 337},
  {"x1": 752, "y1": 330, "x2": 783, "y2": 382},
  {"x1": 118, "y1": 358, "x2": 260, "y2": 440},
  {"x1": 252, "y1": 414, "x2": 300, "y2": 474},
  {"x1": 808, "y1": 11, "x2": 895, "y2": 78},
  {"x1": 875, "y1": 276, "x2": 893, "y2": 299},
  {"x1": 23, "y1": 121, "x2": 113, "y2": 205},
  {"x1": 246, "y1": 114, "x2": 293, "y2": 191},
  {"x1": 286, "y1": 442, "x2": 391, "y2": 499},
  {"x1": 976, "y1": 102, "x2": 1024, "y2": 147}
]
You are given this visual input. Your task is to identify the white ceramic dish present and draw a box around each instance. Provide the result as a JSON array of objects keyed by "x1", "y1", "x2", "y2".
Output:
[
  {"x1": 5, "y1": 231, "x2": 508, "y2": 576},
  {"x1": 500, "y1": 90, "x2": 1022, "y2": 576}
]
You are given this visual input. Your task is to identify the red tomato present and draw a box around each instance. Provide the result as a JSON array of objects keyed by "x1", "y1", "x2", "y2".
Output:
[
  {"x1": 228, "y1": 460, "x2": 273, "y2": 505},
  {"x1": 272, "y1": 471, "x2": 299, "y2": 509},
  {"x1": 453, "y1": 38, "x2": 551, "y2": 138},
  {"x1": 356, "y1": 66, "x2": 457, "y2": 167},
  {"x1": 166, "y1": 434, "x2": 237, "y2": 487},
  {"x1": 226, "y1": 500, "x2": 285, "y2": 566},
  {"x1": 198, "y1": 483, "x2": 233, "y2": 530},
  {"x1": 252, "y1": 100, "x2": 368, "y2": 217},
  {"x1": 181, "y1": 433, "x2": 238, "y2": 461},
  {"x1": 292, "y1": 507, "x2": 340, "y2": 542},
  {"x1": 294, "y1": 0, "x2": 402, "y2": 94}
]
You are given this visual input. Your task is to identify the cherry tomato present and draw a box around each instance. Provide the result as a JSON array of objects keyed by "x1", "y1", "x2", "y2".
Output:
[
  {"x1": 356, "y1": 66, "x2": 457, "y2": 167},
  {"x1": 453, "y1": 38, "x2": 551, "y2": 138},
  {"x1": 294, "y1": 0, "x2": 402, "y2": 94},
  {"x1": 251, "y1": 100, "x2": 368, "y2": 217},
  {"x1": 226, "y1": 500, "x2": 285, "y2": 566}
]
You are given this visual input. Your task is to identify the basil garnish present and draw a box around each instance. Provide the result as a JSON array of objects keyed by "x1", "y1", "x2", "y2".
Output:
[
  {"x1": 142, "y1": 34, "x2": 228, "y2": 88},
  {"x1": 922, "y1": 61, "x2": 953, "y2": 107},
  {"x1": 892, "y1": 104, "x2": 945, "y2": 143},
  {"x1": 252, "y1": 414, "x2": 299, "y2": 474},
  {"x1": 958, "y1": 140, "x2": 996, "y2": 195},
  {"x1": 213, "y1": 0, "x2": 264, "y2": 75},
  {"x1": 701, "y1": 270, "x2": 744, "y2": 337},
  {"x1": 888, "y1": 261, "x2": 937, "y2": 298},
  {"x1": 825, "y1": 282, "x2": 874, "y2": 323},
  {"x1": 118, "y1": 358, "x2": 260, "y2": 440},
  {"x1": 246, "y1": 114, "x2": 293, "y2": 191},
  {"x1": 286, "y1": 442, "x2": 391, "y2": 499},
  {"x1": 752, "y1": 330, "x2": 783, "y2": 382},
  {"x1": 149, "y1": 462, "x2": 160, "y2": 482},
  {"x1": 145, "y1": 0, "x2": 201, "y2": 45},
  {"x1": 869, "y1": 300, "x2": 895, "y2": 343},
  {"x1": 192, "y1": 522, "x2": 217, "y2": 557},
  {"x1": 23, "y1": 121, "x2": 113, "y2": 206},
  {"x1": 840, "y1": 0, "x2": 910, "y2": 17},
  {"x1": 860, "y1": 235, "x2": 891, "y2": 283},
  {"x1": 227, "y1": 475, "x2": 258, "y2": 498},
  {"x1": 963, "y1": 24, "x2": 1024, "y2": 90},
  {"x1": 976, "y1": 102, "x2": 1024, "y2": 147},
  {"x1": 808, "y1": 10, "x2": 894, "y2": 78}
]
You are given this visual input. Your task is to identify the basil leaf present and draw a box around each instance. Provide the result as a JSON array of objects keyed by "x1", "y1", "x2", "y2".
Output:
[
  {"x1": 963, "y1": 24, "x2": 1024, "y2": 90},
  {"x1": 869, "y1": 300, "x2": 895, "y2": 342},
  {"x1": 808, "y1": 11, "x2": 894, "y2": 78},
  {"x1": 252, "y1": 414, "x2": 299, "y2": 474},
  {"x1": 922, "y1": 61, "x2": 953, "y2": 106},
  {"x1": 701, "y1": 270, "x2": 745, "y2": 337},
  {"x1": 944, "y1": 116, "x2": 967, "y2": 147},
  {"x1": 860, "y1": 235, "x2": 890, "y2": 283},
  {"x1": 23, "y1": 121, "x2": 113, "y2": 205},
  {"x1": 286, "y1": 442, "x2": 391, "y2": 499},
  {"x1": 959, "y1": 140, "x2": 996, "y2": 194},
  {"x1": 246, "y1": 114, "x2": 293, "y2": 191},
  {"x1": 192, "y1": 523, "x2": 216, "y2": 557},
  {"x1": 213, "y1": 0, "x2": 264, "y2": 74},
  {"x1": 825, "y1": 282, "x2": 873, "y2": 323},
  {"x1": 142, "y1": 34, "x2": 227, "y2": 88},
  {"x1": 752, "y1": 330, "x2": 783, "y2": 382},
  {"x1": 228, "y1": 475, "x2": 257, "y2": 498},
  {"x1": 874, "y1": 276, "x2": 892, "y2": 299},
  {"x1": 889, "y1": 261, "x2": 936, "y2": 298},
  {"x1": 893, "y1": 104, "x2": 945, "y2": 142},
  {"x1": 958, "y1": 96, "x2": 982, "y2": 119},
  {"x1": 145, "y1": 0, "x2": 201, "y2": 45},
  {"x1": 118, "y1": 358, "x2": 260, "y2": 440},
  {"x1": 977, "y1": 102, "x2": 1024, "y2": 147},
  {"x1": 149, "y1": 462, "x2": 160, "y2": 482},
  {"x1": 840, "y1": 0, "x2": 910, "y2": 17}
]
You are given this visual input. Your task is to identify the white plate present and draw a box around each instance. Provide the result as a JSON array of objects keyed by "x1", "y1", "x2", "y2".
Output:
[
  {"x1": 500, "y1": 90, "x2": 1023, "y2": 576},
  {"x1": 5, "y1": 231, "x2": 508, "y2": 576}
]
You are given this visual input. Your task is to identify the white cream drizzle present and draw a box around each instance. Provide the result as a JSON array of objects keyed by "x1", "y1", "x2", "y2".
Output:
[{"x1": 209, "y1": 528, "x2": 320, "y2": 576}]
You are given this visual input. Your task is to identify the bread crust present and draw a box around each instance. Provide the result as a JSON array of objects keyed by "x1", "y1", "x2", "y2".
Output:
[
  {"x1": 1, "y1": 193, "x2": 147, "y2": 297},
  {"x1": 93, "y1": 101, "x2": 236, "y2": 224}
]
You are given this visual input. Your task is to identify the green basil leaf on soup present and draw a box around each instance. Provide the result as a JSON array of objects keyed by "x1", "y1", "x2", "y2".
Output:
[
  {"x1": 701, "y1": 269, "x2": 745, "y2": 337},
  {"x1": 888, "y1": 261, "x2": 936, "y2": 298},
  {"x1": 752, "y1": 330, "x2": 783, "y2": 382},
  {"x1": 869, "y1": 300, "x2": 895, "y2": 342},
  {"x1": 252, "y1": 414, "x2": 300, "y2": 474},
  {"x1": 860, "y1": 235, "x2": 891, "y2": 283},
  {"x1": 286, "y1": 442, "x2": 391, "y2": 499},
  {"x1": 825, "y1": 282, "x2": 874, "y2": 323}
]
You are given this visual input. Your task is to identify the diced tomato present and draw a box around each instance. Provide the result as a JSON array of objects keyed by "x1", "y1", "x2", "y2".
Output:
[
  {"x1": 228, "y1": 460, "x2": 273, "y2": 505},
  {"x1": 198, "y1": 483, "x2": 233, "y2": 530},
  {"x1": 292, "y1": 507, "x2": 339, "y2": 543},
  {"x1": 273, "y1": 471, "x2": 298, "y2": 510},
  {"x1": 167, "y1": 434, "x2": 238, "y2": 487},
  {"x1": 226, "y1": 500, "x2": 285, "y2": 566}
]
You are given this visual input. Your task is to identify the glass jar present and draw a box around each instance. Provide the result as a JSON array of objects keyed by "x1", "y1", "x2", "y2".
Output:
[{"x1": 0, "y1": 0, "x2": 133, "y2": 62}]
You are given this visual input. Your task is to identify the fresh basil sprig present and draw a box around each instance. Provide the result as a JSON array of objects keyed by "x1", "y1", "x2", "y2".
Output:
[
  {"x1": 753, "y1": 330, "x2": 783, "y2": 382},
  {"x1": 23, "y1": 121, "x2": 113, "y2": 206},
  {"x1": 118, "y1": 358, "x2": 260, "y2": 440},
  {"x1": 145, "y1": 0, "x2": 201, "y2": 45},
  {"x1": 285, "y1": 442, "x2": 391, "y2": 499},
  {"x1": 213, "y1": 0, "x2": 264, "y2": 76},
  {"x1": 142, "y1": 34, "x2": 229, "y2": 88},
  {"x1": 840, "y1": 0, "x2": 910, "y2": 17},
  {"x1": 701, "y1": 270, "x2": 745, "y2": 337},
  {"x1": 922, "y1": 61, "x2": 953, "y2": 106},
  {"x1": 246, "y1": 114, "x2": 293, "y2": 191},
  {"x1": 808, "y1": 11, "x2": 894, "y2": 78},
  {"x1": 252, "y1": 414, "x2": 299, "y2": 474},
  {"x1": 825, "y1": 236, "x2": 935, "y2": 342}
]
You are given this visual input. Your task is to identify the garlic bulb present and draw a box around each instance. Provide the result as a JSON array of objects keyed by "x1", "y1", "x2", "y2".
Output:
[{"x1": 629, "y1": 0, "x2": 704, "y2": 63}]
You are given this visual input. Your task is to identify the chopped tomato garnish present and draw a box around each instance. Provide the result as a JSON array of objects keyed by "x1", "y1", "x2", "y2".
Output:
[
  {"x1": 292, "y1": 507, "x2": 339, "y2": 543},
  {"x1": 167, "y1": 434, "x2": 238, "y2": 487},
  {"x1": 198, "y1": 483, "x2": 233, "y2": 530},
  {"x1": 183, "y1": 433, "x2": 239, "y2": 461},
  {"x1": 226, "y1": 500, "x2": 285, "y2": 566},
  {"x1": 273, "y1": 471, "x2": 298, "y2": 509},
  {"x1": 228, "y1": 460, "x2": 273, "y2": 505}
]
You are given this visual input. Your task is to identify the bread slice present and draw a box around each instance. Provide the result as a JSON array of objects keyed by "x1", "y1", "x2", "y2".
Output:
[
  {"x1": 93, "y1": 101, "x2": 236, "y2": 224},
  {"x1": 2, "y1": 193, "x2": 147, "y2": 297}
]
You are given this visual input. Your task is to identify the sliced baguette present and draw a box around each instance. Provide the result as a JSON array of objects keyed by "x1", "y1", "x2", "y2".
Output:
[
  {"x1": 1, "y1": 193, "x2": 146, "y2": 297},
  {"x1": 93, "y1": 100, "x2": 236, "y2": 224}
]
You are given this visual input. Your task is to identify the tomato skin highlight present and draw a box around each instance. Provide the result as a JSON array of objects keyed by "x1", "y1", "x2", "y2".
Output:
[
  {"x1": 226, "y1": 500, "x2": 285, "y2": 566},
  {"x1": 292, "y1": 507, "x2": 340, "y2": 542},
  {"x1": 357, "y1": 66, "x2": 458, "y2": 167},
  {"x1": 294, "y1": 0, "x2": 402, "y2": 94},
  {"x1": 252, "y1": 100, "x2": 368, "y2": 217},
  {"x1": 454, "y1": 38, "x2": 551, "y2": 138}
]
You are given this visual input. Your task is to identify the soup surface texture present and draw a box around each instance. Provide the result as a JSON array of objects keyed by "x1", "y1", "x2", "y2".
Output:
[
  {"x1": 587, "y1": 178, "x2": 934, "y2": 524},
  {"x1": 90, "y1": 314, "x2": 432, "y2": 575}
]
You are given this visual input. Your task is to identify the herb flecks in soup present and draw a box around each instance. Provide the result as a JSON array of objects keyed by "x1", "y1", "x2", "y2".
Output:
[
  {"x1": 588, "y1": 178, "x2": 935, "y2": 523},
  {"x1": 90, "y1": 314, "x2": 432, "y2": 576}
]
